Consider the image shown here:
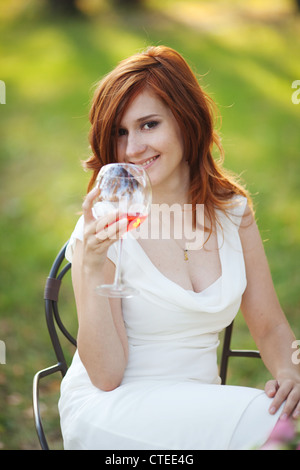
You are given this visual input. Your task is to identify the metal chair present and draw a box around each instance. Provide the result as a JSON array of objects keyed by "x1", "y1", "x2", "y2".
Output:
[
  {"x1": 33, "y1": 241, "x2": 76, "y2": 450},
  {"x1": 33, "y1": 242, "x2": 261, "y2": 450}
]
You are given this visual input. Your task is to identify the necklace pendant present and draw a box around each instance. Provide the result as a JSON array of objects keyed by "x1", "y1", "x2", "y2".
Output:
[{"x1": 184, "y1": 249, "x2": 189, "y2": 261}]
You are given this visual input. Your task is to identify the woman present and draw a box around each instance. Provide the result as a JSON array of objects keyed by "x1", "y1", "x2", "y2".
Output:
[{"x1": 58, "y1": 46, "x2": 300, "y2": 450}]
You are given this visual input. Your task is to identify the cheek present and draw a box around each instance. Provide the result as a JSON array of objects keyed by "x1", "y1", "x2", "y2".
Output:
[
  {"x1": 162, "y1": 122, "x2": 185, "y2": 160},
  {"x1": 173, "y1": 127, "x2": 185, "y2": 158},
  {"x1": 166, "y1": 133, "x2": 184, "y2": 161}
]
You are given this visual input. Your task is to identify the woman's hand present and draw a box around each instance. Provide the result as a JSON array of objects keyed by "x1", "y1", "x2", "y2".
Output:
[
  {"x1": 265, "y1": 378, "x2": 300, "y2": 420},
  {"x1": 81, "y1": 187, "x2": 128, "y2": 269},
  {"x1": 72, "y1": 187, "x2": 129, "y2": 390}
]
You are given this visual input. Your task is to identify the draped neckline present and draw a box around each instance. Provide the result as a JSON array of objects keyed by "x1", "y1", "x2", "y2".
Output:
[{"x1": 124, "y1": 215, "x2": 224, "y2": 296}]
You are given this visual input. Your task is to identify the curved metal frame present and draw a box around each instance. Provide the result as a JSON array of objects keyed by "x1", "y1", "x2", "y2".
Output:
[
  {"x1": 33, "y1": 242, "x2": 76, "y2": 450},
  {"x1": 33, "y1": 242, "x2": 260, "y2": 450}
]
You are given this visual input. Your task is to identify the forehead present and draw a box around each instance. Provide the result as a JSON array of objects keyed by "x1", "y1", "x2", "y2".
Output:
[{"x1": 120, "y1": 88, "x2": 170, "y2": 122}]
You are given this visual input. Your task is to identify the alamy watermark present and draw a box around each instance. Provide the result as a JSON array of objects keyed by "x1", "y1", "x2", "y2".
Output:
[
  {"x1": 291, "y1": 80, "x2": 300, "y2": 104},
  {"x1": 0, "y1": 80, "x2": 6, "y2": 104},
  {"x1": 0, "y1": 340, "x2": 6, "y2": 364},
  {"x1": 292, "y1": 340, "x2": 300, "y2": 365},
  {"x1": 94, "y1": 202, "x2": 205, "y2": 251}
]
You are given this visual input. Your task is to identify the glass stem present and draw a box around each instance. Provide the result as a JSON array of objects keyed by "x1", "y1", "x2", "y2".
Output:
[{"x1": 113, "y1": 237, "x2": 123, "y2": 289}]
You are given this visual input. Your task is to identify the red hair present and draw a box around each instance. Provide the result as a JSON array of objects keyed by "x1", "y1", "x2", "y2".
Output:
[{"x1": 85, "y1": 46, "x2": 252, "y2": 224}]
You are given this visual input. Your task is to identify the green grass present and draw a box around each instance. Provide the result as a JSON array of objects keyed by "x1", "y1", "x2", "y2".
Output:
[{"x1": 0, "y1": 0, "x2": 299, "y2": 449}]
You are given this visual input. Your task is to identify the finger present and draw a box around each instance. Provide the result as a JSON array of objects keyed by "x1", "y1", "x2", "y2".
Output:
[
  {"x1": 96, "y1": 217, "x2": 127, "y2": 241},
  {"x1": 279, "y1": 384, "x2": 300, "y2": 420},
  {"x1": 268, "y1": 380, "x2": 294, "y2": 416},
  {"x1": 292, "y1": 402, "x2": 300, "y2": 419},
  {"x1": 95, "y1": 211, "x2": 122, "y2": 234},
  {"x1": 265, "y1": 380, "x2": 279, "y2": 398},
  {"x1": 82, "y1": 187, "x2": 100, "y2": 224}
]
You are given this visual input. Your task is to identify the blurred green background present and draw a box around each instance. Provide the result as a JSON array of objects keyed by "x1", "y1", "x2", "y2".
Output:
[{"x1": 0, "y1": 0, "x2": 299, "y2": 450}]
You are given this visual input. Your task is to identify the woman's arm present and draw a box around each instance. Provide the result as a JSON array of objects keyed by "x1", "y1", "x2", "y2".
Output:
[
  {"x1": 239, "y1": 206, "x2": 300, "y2": 420},
  {"x1": 72, "y1": 187, "x2": 129, "y2": 391}
]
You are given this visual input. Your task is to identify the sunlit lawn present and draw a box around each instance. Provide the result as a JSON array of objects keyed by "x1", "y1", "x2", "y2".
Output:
[{"x1": 0, "y1": 0, "x2": 299, "y2": 449}]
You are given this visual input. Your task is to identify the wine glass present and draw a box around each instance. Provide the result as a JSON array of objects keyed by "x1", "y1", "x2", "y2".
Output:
[{"x1": 93, "y1": 163, "x2": 152, "y2": 298}]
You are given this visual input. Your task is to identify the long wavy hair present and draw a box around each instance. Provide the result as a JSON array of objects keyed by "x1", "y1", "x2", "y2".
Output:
[{"x1": 85, "y1": 46, "x2": 252, "y2": 226}]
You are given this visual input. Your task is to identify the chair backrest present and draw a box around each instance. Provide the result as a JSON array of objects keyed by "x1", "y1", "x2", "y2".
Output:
[
  {"x1": 34, "y1": 241, "x2": 261, "y2": 450},
  {"x1": 43, "y1": 241, "x2": 76, "y2": 375},
  {"x1": 33, "y1": 242, "x2": 76, "y2": 450}
]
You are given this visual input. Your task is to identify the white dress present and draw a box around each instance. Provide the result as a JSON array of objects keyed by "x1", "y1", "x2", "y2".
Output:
[{"x1": 58, "y1": 197, "x2": 281, "y2": 450}]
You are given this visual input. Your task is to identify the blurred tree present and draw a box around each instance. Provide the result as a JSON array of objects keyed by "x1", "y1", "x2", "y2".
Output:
[
  {"x1": 45, "y1": 0, "x2": 146, "y2": 14},
  {"x1": 112, "y1": 0, "x2": 144, "y2": 7},
  {"x1": 296, "y1": 0, "x2": 300, "y2": 11},
  {"x1": 46, "y1": 0, "x2": 81, "y2": 15}
]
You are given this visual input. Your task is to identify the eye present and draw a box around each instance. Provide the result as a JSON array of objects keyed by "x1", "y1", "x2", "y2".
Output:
[
  {"x1": 118, "y1": 127, "x2": 127, "y2": 137},
  {"x1": 143, "y1": 121, "x2": 159, "y2": 130}
]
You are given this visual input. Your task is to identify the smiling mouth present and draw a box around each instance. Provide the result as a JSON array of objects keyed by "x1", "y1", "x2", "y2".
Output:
[{"x1": 140, "y1": 155, "x2": 159, "y2": 167}]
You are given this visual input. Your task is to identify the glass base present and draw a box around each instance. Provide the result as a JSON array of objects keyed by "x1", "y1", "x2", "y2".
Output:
[{"x1": 95, "y1": 283, "x2": 139, "y2": 298}]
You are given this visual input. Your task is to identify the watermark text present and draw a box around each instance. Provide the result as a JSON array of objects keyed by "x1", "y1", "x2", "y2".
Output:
[
  {"x1": 0, "y1": 80, "x2": 6, "y2": 104},
  {"x1": 93, "y1": 202, "x2": 205, "y2": 250},
  {"x1": 291, "y1": 80, "x2": 300, "y2": 104},
  {"x1": 0, "y1": 340, "x2": 6, "y2": 364},
  {"x1": 292, "y1": 340, "x2": 300, "y2": 365}
]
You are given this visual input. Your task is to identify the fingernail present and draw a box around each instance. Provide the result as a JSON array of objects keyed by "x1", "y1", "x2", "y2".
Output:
[
  {"x1": 280, "y1": 413, "x2": 288, "y2": 421},
  {"x1": 269, "y1": 406, "x2": 276, "y2": 414}
]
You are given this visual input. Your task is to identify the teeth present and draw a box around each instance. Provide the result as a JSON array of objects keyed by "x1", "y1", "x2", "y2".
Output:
[{"x1": 141, "y1": 156, "x2": 158, "y2": 166}]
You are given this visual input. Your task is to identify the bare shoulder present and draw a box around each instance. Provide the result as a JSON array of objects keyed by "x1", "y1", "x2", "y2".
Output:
[
  {"x1": 237, "y1": 202, "x2": 263, "y2": 253},
  {"x1": 238, "y1": 203, "x2": 272, "y2": 276},
  {"x1": 238, "y1": 203, "x2": 285, "y2": 335}
]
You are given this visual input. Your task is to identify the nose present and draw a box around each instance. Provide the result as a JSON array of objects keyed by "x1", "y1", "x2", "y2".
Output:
[{"x1": 125, "y1": 133, "x2": 147, "y2": 161}]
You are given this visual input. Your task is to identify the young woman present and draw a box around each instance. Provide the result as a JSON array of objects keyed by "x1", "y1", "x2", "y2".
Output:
[{"x1": 58, "y1": 46, "x2": 300, "y2": 450}]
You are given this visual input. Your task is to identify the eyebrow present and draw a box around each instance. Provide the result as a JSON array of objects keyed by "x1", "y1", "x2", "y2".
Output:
[{"x1": 135, "y1": 113, "x2": 161, "y2": 123}]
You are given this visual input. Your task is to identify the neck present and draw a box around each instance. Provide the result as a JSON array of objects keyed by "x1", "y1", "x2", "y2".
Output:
[
  {"x1": 152, "y1": 190, "x2": 188, "y2": 207},
  {"x1": 151, "y1": 163, "x2": 190, "y2": 207}
]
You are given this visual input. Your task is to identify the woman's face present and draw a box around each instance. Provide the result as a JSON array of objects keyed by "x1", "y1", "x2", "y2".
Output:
[{"x1": 116, "y1": 88, "x2": 186, "y2": 191}]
